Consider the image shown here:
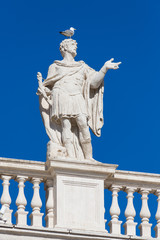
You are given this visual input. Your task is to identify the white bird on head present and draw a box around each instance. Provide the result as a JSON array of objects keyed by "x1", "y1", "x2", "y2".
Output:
[{"x1": 59, "y1": 27, "x2": 76, "y2": 38}]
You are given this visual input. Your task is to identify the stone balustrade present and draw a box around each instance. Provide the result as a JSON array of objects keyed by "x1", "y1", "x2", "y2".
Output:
[
  {"x1": 0, "y1": 157, "x2": 160, "y2": 240},
  {"x1": 0, "y1": 157, "x2": 52, "y2": 228},
  {"x1": 105, "y1": 170, "x2": 160, "y2": 238}
]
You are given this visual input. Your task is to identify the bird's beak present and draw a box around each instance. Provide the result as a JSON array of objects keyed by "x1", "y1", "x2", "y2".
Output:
[{"x1": 74, "y1": 28, "x2": 76, "y2": 30}]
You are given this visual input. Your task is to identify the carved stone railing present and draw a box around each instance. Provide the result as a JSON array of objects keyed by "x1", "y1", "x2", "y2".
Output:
[
  {"x1": 0, "y1": 157, "x2": 52, "y2": 228},
  {"x1": 105, "y1": 170, "x2": 160, "y2": 238},
  {"x1": 0, "y1": 157, "x2": 160, "y2": 240}
]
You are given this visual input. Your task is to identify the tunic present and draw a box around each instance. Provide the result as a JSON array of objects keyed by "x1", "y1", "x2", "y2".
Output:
[
  {"x1": 44, "y1": 61, "x2": 90, "y2": 123},
  {"x1": 42, "y1": 60, "x2": 104, "y2": 137}
]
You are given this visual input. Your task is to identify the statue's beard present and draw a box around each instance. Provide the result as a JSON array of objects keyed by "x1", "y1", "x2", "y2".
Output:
[
  {"x1": 69, "y1": 50, "x2": 77, "y2": 58},
  {"x1": 72, "y1": 52, "x2": 77, "y2": 57},
  {"x1": 62, "y1": 49, "x2": 77, "y2": 58}
]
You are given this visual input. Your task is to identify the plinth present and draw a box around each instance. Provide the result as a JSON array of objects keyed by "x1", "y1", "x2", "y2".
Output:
[{"x1": 46, "y1": 157, "x2": 117, "y2": 233}]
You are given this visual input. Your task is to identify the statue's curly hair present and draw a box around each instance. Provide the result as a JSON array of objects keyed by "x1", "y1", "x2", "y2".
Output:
[{"x1": 60, "y1": 39, "x2": 77, "y2": 57}]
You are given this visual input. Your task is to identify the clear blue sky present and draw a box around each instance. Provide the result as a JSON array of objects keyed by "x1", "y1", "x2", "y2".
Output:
[{"x1": 0, "y1": 0, "x2": 160, "y2": 175}]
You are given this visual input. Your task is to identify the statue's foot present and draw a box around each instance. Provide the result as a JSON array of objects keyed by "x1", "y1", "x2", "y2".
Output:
[{"x1": 47, "y1": 141, "x2": 67, "y2": 160}]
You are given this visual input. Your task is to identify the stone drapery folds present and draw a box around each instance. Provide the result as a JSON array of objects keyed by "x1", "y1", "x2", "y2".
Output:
[{"x1": 38, "y1": 60, "x2": 104, "y2": 160}]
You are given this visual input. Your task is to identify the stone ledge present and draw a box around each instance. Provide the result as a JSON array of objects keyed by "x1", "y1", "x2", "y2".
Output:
[
  {"x1": 0, "y1": 224, "x2": 152, "y2": 240},
  {"x1": 0, "y1": 157, "x2": 49, "y2": 178},
  {"x1": 105, "y1": 169, "x2": 160, "y2": 190},
  {"x1": 46, "y1": 157, "x2": 118, "y2": 179}
]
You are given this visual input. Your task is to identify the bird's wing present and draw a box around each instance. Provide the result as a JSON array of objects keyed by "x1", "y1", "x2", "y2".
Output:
[{"x1": 60, "y1": 30, "x2": 73, "y2": 37}]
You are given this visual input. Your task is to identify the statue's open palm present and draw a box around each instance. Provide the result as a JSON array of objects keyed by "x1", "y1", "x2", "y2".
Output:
[{"x1": 105, "y1": 58, "x2": 121, "y2": 70}]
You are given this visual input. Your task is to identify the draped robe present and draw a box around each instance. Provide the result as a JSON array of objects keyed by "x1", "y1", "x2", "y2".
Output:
[{"x1": 38, "y1": 60, "x2": 104, "y2": 159}]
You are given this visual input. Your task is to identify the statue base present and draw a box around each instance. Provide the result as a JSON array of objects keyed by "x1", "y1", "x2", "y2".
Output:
[{"x1": 46, "y1": 157, "x2": 118, "y2": 233}]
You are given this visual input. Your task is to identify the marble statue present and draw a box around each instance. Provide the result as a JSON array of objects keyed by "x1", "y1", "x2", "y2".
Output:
[{"x1": 37, "y1": 39, "x2": 121, "y2": 160}]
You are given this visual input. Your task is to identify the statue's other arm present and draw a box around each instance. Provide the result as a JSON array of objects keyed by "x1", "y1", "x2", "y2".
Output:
[{"x1": 90, "y1": 58, "x2": 121, "y2": 89}]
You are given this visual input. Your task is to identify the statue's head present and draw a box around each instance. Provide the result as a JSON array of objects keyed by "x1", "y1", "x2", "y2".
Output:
[{"x1": 60, "y1": 39, "x2": 77, "y2": 58}]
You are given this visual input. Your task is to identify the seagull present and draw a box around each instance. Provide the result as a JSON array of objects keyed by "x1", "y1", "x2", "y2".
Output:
[{"x1": 59, "y1": 27, "x2": 76, "y2": 38}]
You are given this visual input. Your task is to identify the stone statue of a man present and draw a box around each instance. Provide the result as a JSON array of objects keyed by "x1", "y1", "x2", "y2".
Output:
[{"x1": 37, "y1": 39, "x2": 121, "y2": 160}]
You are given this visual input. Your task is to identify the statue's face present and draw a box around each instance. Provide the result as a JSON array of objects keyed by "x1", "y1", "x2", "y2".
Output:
[{"x1": 66, "y1": 42, "x2": 77, "y2": 57}]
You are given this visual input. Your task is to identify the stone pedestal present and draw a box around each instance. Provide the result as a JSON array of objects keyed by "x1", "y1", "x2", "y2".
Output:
[
  {"x1": 123, "y1": 221, "x2": 137, "y2": 236},
  {"x1": 154, "y1": 223, "x2": 160, "y2": 238},
  {"x1": 108, "y1": 219, "x2": 122, "y2": 235},
  {"x1": 5, "y1": 209, "x2": 13, "y2": 225},
  {"x1": 46, "y1": 157, "x2": 117, "y2": 233},
  {"x1": 30, "y1": 212, "x2": 44, "y2": 227},
  {"x1": 45, "y1": 213, "x2": 54, "y2": 228},
  {"x1": 15, "y1": 210, "x2": 28, "y2": 226},
  {"x1": 139, "y1": 222, "x2": 152, "y2": 237}
]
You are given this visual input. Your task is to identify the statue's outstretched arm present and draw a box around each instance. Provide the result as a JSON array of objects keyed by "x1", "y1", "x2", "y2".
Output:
[{"x1": 90, "y1": 58, "x2": 121, "y2": 89}]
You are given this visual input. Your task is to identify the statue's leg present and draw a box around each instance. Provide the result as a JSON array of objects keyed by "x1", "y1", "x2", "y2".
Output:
[
  {"x1": 76, "y1": 115, "x2": 93, "y2": 160},
  {"x1": 61, "y1": 118, "x2": 75, "y2": 158}
]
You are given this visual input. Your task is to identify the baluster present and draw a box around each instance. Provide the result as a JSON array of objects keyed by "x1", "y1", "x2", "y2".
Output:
[
  {"x1": 29, "y1": 178, "x2": 44, "y2": 227},
  {"x1": 45, "y1": 179, "x2": 54, "y2": 228},
  {"x1": 15, "y1": 176, "x2": 28, "y2": 226},
  {"x1": 123, "y1": 187, "x2": 137, "y2": 236},
  {"x1": 104, "y1": 206, "x2": 107, "y2": 229},
  {"x1": 108, "y1": 185, "x2": 122, "y2": 234},
  {"x1": 0, "y1": 175, "x2": 13, "y2": 224},
  {"x1": 138, "y1": 188, "x2": 152, "y2": 237},
  {"x1": 154, "y1": 190, "x2": 160, "y2": 238}
]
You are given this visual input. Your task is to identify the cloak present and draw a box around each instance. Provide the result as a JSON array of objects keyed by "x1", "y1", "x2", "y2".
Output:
[{"x1": 38, "y1": 60, "x2": 104, "y2": 159}]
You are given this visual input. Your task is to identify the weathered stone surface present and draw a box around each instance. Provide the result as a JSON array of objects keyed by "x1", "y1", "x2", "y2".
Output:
[{"x1": 37, "y1": 39, "x2": 121, "y2": 160}]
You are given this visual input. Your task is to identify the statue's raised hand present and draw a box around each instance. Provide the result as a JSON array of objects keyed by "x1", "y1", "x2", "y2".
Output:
[
  {"x1": 105, "y1": 58, "x2": 121, "y2": 70},
  {"x1": 37, "y1": 72, "x2": 42, "y2": 82}
]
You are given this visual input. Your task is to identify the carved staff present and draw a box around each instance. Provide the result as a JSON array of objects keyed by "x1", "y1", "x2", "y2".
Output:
[{"x1": 37, "y1": 72, "x2": 51, "y2": 105}]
